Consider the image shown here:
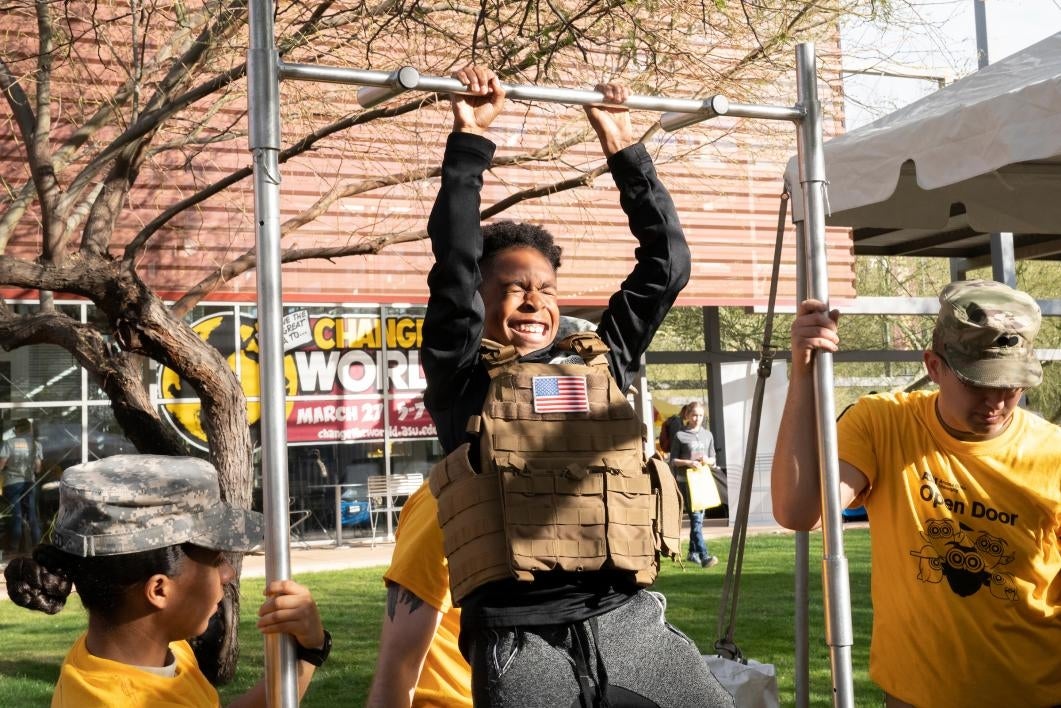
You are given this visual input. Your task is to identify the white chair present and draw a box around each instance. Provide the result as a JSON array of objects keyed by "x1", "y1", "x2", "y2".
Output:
[
  {"x1": 288, "y1": 494, "x2": 318, "y2": 549},
  {"x1": 366, "y1": 472, "x2": 423, "y2": 545}
]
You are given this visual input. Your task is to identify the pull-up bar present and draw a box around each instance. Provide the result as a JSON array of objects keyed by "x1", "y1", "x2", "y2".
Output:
[
  {"x1": 278, "y1": 60, "x2": 803, "y2": 123},
  {"x1": 247, "y1": 1, "x2": 851, "y2": 703}
]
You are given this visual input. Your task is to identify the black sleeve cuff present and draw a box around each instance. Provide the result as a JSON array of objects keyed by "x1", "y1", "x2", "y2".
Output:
[
  {"x1": 445, "y1": 131, "x2": 497, "y2": 165},
  {"x1": 605, "y1": 142, "x2": 653, "y2": 180}
]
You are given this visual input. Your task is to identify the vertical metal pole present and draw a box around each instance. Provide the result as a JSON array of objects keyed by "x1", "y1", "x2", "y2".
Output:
[
  {"x1": 795, "y1": 42, "x2": 855, "y2": 708},
  {"x1": 247, "y1": 0, "x2": 299, "y2": 704},
  {"x1": 949, "y1": 257, "x2": 969, "y2": 282},
  {"x1": 793, "y1": 222, "x2": 810, "y2": 708},
  {"x1": 380, "y1": 306, "x2": 395, "y2": 540},
  {"x1": 973, "y1": 0, "x2": 990, "y2": 68},
  {"x1": 991, "y1": 232, "x2": 1017, "y2": 287},
  {"x1": 334, "y1": 484, "x2": 343, "y2": 546},
  {"x1": 973, "y1": 0, "x2": 1016, "y2": 287},
  {"x1": 703, "y1": 306, "x2": 728, "y2": 476},
  {"x1": 635, "y1": 355, "x2": 656, "y2": 460}
]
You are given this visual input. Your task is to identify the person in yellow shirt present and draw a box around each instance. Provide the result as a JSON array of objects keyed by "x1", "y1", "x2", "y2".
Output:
[
  {"x1": 4, "y1": 454, "x2": 331, "y2": 707},
  {"x1": 367, "y1": 482, "x2": 472, "y2": 707},
  {"x1": 772, "y1": 280, "x2": 1061, "y2": 708}
]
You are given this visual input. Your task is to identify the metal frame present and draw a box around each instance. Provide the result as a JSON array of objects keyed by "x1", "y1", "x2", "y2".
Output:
[{"x1": 247, "y1": 1, "x2": 846, "y2": 701}]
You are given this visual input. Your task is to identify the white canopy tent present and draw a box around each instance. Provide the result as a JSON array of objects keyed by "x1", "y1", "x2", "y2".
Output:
[{"x1": 787, "y1": 30, "x2": 1061, "y2": 265}]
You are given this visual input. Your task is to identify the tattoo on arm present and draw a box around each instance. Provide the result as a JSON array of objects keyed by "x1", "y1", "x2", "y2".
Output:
[{"x1": 386, "y1": 583, "x2": 426, "y2": 621}]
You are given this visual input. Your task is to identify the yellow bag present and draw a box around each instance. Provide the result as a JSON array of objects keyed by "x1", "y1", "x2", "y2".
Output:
[{"x1": 687, "y1": 465, "x2": 722, "y2": 511}]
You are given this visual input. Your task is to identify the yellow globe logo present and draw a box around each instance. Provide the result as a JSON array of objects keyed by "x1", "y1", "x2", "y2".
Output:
[{"x1": 158, "y1": 312, "x2": 298, "y2": 450}]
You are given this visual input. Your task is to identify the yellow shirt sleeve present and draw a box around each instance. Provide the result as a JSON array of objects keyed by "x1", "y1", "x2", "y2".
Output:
[
  {"x1": 382, "y1": 481, "x2": 472, "y2": 707},
  {"x1": 384, "y1": 483, "x2": 452, "y2": 613}
]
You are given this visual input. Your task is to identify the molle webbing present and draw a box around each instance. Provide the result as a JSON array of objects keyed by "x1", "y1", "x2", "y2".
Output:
[
  {"x1": 431, "y1": 334, "x2": 675, "y2": 604},
  {"x1": 648, "y1": 455, "x2": 684, "y2": 561},
  {"x1": 429, "y1": 443, "x2": 521, "y2": 603}
]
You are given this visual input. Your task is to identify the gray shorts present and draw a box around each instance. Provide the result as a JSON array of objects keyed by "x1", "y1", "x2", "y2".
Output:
[{"x1": 467, "y1": 589, "x2": 735, "y2": 708}]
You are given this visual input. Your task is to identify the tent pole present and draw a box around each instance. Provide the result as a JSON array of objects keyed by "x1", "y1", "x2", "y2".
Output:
[
  {"x1": 247, "y1": 0, "x2": 299, "y2": 704},
  {"x1": 794, "y1": 42, "x2": 855, "y2": 708},
  {"x1": 972, "y1": 6, "x2": 1018, "y2": 288},
  {"x1": 991, "y1": 232, "x2": 1017, "y2": 287},
  {"x1": 794, "y1": 528, "x2": 811, "y2": 708},
  {"x1": 793, "y1": 222, "x2": 811, "y2": 708}
]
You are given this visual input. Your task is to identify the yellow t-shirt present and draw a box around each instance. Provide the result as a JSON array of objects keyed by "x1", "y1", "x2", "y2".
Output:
[
  {"x1": 383, "y1": 483, "x2": 472, "y2": 708},
  {"x1": 839, "y1": 390, "x2": 1061, "y2": 708},
  {"x1": 53, "y1": 635, "x2": 218, "y2": 707}
]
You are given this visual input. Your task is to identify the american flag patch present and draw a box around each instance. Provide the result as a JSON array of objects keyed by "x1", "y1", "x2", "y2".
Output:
[{"x1": 532, "y1": 375, "x2": 590, "y2": 413}]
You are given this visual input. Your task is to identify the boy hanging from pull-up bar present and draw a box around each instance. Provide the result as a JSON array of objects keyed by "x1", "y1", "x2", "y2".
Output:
[{"x1": 420, "y1": 64, "x2": 733, "y2": 707}]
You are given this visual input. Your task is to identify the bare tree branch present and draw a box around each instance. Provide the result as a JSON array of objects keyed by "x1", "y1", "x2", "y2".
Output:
[
  {"x1": 0, "y1": 57, "x2": 38, "y2": 252},
  {"x1": 61, "y1": 2, "x2": 249, "y2": 210},
  {"x1": 122, "y1": 94, "x2": 442, "y2": 262}
]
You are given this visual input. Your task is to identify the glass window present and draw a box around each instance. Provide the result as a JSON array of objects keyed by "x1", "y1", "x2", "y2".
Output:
[
  {"x1": 86, "y1": 404, "x2": 137, "y2": 463},
  {"x1": 10, "y1": 406, "x2": 82, "y2": 477},
  {"x1": 284, "y1": 441, "x2": 385, "y2": 542},
  {"x1": 389, "y1": 438, "x2": 442, "y2": 479},
  {"x1": 1, "y1": 305, "x2": 82, "y2": 402},
  {"x1": 3, "y1": 407, "x2": 76, "y2": 533}
]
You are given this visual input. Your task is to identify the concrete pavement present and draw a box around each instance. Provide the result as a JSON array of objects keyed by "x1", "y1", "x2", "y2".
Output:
[{"x1": 240, "y1": 539, "x2": 396, "y2": 578}]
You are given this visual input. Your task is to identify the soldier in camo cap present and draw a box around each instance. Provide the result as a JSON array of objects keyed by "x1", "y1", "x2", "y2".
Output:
[
  {"x1": 5, "y1": 454, "x2": 330, "y2": 707},
  {"x1": 771, "y1": 282, "x2": 1061, "y2": 707},
  {"x1": 51, "y1": 454, "x2": 263, "y2": 557},
  {"x1": 932, "y1": 279, "x2": 1043, "y2": 389}
]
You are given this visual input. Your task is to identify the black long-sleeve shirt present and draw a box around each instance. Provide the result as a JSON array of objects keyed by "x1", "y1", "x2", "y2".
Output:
[{"x1": 422, "y1": 131, "x2": 690, "y2": 629}]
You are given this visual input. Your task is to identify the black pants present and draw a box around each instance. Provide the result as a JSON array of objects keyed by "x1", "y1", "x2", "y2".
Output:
[{"x1": 467, "y1": 590, "x2": 735, "y2": 708}]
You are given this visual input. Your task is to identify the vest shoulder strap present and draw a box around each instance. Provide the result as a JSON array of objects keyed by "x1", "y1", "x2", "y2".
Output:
[
  {"x1": 556, "y1": 332, "x2": 610, "y2": 369},
  {"x1": 479, "y1": 333, "x2": 612, "y2": 373},
  {"x1": 480, "y1": 338, "x2": 520, "y2": 378}
]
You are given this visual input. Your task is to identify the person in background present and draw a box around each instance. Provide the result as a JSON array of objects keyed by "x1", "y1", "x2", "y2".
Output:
[
  {"x1": 668, "y1": 401, "x2": 720, "y2": 569},
  {"x1": 4, "y1": 454, "x2": 331, "y2": 707},
  {"x1": 771, "y1": 280, "x2": 1061, "y2": 707},
  {"x1": 1, "y1": 418, "x2": 44, "y2": 553},
  {"x1": 310, "y1": 448, "x2": 329, "y2": 481},
  {"x1": 367, "y1": 481, "x2": 472, "y2": 708},
  {"x1": 656, "y1": 407, "x2": 683, "y2": 457}
]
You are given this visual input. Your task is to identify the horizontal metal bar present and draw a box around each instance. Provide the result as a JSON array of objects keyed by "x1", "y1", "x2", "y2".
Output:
[
  {"x1": 357, "y1": 67, "x2": 420, "y2": 108},
  {"x1": 279, "y1": 62, "x2": 395, "y2": 87},
  {"x1": 659, "y1": 98, "x2": 728, "y2": 131},
  {"x1": 661, "y1": 102, "x2": 802, "y2": 131},
  {"x1": 725, "y1": 102, "x2": 804, "y2": 121},
  {"x1": 412, "y1": 73, "x2": 724, "y2": 113},
  {"x1": 748, "y1": 296, "x2": 1061, "y2": 316},
  {"x1": 279, "y1": 61, "x2": 800, "y2": 121}
]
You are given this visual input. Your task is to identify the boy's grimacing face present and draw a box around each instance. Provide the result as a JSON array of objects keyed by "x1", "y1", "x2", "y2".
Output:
[{"x1": 479, "y1": 247, "x2": 560, "y2": 356}]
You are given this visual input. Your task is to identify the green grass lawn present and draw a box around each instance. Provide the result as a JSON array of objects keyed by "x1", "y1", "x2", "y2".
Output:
[{"x1": 0, "y1": 528, "x2": 882, "y2": 706}]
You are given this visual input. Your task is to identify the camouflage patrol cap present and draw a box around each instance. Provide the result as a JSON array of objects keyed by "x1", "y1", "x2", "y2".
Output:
[
  {"x1": 933, "y1": 279, "x2": 1043, "y2": 389},
  {"x1": 51, "y1": 455, "x2": 264, "y2": 557}
]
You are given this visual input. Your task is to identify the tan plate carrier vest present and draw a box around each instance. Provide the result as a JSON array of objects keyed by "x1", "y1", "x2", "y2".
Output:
[{"x1": 429, "y1": 332, "x2": 684, "y2": 605}]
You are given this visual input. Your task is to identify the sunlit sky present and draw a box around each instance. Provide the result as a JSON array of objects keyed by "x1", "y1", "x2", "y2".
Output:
[{"x1": 842, "y1": 0, "x2": 1061, "y2": 128}]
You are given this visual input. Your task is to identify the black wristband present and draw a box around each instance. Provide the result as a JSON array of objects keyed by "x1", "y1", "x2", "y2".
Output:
[{"x1": 295, "y1": 629, "x2": 331, "y2": 667}]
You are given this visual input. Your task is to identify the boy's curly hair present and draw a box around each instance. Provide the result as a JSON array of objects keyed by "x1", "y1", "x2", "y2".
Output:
[{"x1": 480, "y1": 220, "x2": 562, "y2": 271}]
